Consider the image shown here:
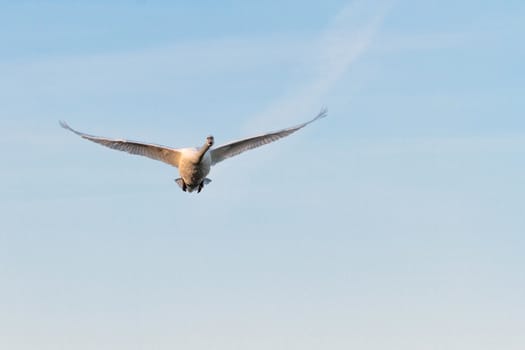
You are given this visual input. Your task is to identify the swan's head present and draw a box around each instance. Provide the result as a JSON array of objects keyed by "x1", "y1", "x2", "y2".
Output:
[{"x1": 206, "y1": 135, "x2": 214, "y2": 147}]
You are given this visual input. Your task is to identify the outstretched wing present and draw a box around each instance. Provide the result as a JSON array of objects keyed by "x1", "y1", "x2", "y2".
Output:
[
  {"x1": 60, "y1": 121, "x2": 181, "y2": 167},
  {"x1": 210, "y1": 108, "x2": 327, "y2": 166}
]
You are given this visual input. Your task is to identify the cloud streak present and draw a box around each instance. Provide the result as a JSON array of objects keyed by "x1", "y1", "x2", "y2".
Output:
[
  {"x1": 243, "y1": 0, "x2": 391, "y2": 131},
  {"x1": 0, "y1": 1, "x2": 388, "y2": 107}
]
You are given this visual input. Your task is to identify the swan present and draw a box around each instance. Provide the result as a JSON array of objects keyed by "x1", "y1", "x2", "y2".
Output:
[{"x1": 60, "y1": 108, "x2": 327, "y2": 193}]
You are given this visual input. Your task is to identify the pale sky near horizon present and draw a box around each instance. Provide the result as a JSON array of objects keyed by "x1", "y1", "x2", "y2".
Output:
[{"x1": 1, "y1": 1, "x2": 524, "y2": 349}]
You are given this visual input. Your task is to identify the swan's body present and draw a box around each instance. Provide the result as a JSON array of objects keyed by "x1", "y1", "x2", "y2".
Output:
[
  {"x1": 60, "y1": 108, "x2": 327, "y2": 193},
  {"x1": 176, "y1": 147, "x2": 212, "y2": 192}
]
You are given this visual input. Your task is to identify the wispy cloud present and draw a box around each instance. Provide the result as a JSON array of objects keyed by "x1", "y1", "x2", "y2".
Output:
[
  {"x1": 243, "y1": 0, "x2": 391, "y2": 131},
  {"x1": 0, "y1": 36, "x2": 311, "y2": 97},
  {"x1": 0, "y1": 1, "x2": 388, "y2": 108},
  {"x1": 370, "y1": 32, "x2": 470, "y2": 53}
]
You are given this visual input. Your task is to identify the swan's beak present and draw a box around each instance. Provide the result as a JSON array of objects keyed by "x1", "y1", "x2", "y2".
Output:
[{"x1": 206, "y1": 135, "x2": 214, "y2": 147}]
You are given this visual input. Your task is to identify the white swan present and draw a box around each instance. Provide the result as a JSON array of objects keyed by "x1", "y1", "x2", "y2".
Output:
[{"x1": 60, "y1": 108, "x2": 327, "y2": 193}]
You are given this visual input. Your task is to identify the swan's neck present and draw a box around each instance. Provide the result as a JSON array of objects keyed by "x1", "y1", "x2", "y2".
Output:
[{"x1": 196, "y1": 142, "x2": 211, "y2": 163}]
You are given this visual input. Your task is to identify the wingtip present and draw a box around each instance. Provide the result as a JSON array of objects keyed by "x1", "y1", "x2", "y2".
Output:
[
  {"x1": 59, "y1": 120, "x2": 77, "y2": 134},
  {"x1": 316, "y1": 107, "x2": 328, "y2": 120},
  {"x1": 59, "y1": 120, "x2": 69, "y2": 129}
]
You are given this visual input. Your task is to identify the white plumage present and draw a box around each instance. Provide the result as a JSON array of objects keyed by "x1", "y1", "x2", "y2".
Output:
[{"x1": 60, "y1": 108, "x2": 327, "y2": 193}]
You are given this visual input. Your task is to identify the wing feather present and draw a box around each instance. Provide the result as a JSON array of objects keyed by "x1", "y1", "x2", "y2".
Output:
[
  {"x1": 210, "y1": 108, "x2": 327, "y2": 166},
  {"x1": 59, "y1": 121, "x2": 181, "y2": 167}
]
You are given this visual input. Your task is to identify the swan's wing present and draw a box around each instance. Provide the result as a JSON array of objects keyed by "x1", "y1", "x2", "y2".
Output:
[
  {"x1": 210, "y1": 108, "x2": 327, "y2": 166},
  {"x1": 60, "y1": 121, "x2": 181, "y2": 167}
]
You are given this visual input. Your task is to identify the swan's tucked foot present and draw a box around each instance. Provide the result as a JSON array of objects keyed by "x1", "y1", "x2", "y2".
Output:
[
  {"x1": 175, "y1": 178, "x2": 187, "y2": 192},
  {"x1": 197, "y1": 178, "x2": 212, "y2": 193}
]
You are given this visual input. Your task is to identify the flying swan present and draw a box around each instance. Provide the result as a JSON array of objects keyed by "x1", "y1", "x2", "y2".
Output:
[{"x1": 60, "y1": 108, "x2": 327, "y2": 193}]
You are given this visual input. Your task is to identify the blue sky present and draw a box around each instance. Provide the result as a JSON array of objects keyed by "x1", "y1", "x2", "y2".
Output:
[{"x1": 1, "y1": 1, "x2": 524, "y2": 349}]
